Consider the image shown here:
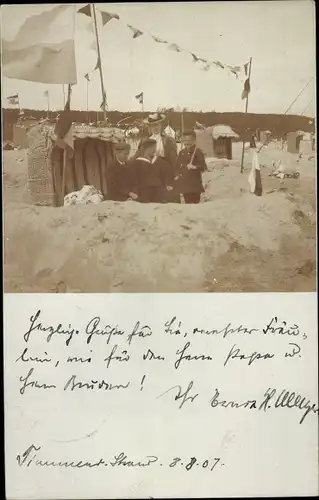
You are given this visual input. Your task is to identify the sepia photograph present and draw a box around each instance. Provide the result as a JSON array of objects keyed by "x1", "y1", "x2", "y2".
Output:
[
  {"x1": 2, "y1": 1, "x2": 316, "y2": 293},
  {"x1": 2, "y1": 4, "x2": 318, "y2": 500}
]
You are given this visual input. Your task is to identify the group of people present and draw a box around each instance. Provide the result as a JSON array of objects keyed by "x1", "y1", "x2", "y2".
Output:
[{"x1": 106, "y1": 112, "x2": 207, "y2": 204}]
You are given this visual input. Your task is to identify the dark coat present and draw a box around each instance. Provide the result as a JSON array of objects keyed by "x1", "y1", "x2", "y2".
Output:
[
  {"x1": 106, "y1": 160, "x2": 133, "y2": 201},
  {"x1": 175, "y1": 145, "x2": 207, "y2": 194},
  {"x1": 130, "y1": 157, "x2": 166, "y2": 189}
]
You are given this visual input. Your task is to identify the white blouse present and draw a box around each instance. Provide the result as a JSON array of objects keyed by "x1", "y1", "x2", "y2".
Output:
[{"x1": 150, "y1": 133, "x2": 165, "y2": 157}]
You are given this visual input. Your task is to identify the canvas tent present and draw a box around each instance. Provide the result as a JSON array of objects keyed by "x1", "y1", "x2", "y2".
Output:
[
  {"x1": 27, "y1": 123, "x2": 124, "y2": 206},
  {"x1": 195, "y1": 124, "x2": 239, "y2": 159}
]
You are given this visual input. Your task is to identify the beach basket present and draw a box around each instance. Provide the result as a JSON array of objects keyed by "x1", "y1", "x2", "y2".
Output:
[{"x1": 27, "y1": 124, "x2": 125, "y2": 207}]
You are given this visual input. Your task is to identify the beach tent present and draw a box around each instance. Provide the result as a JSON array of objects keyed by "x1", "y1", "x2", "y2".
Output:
[
  {"x1": 287, "y1": 131, "x2": 303, "y2": 154},
  {"x1": 195, "y1": 124, "x2": 239, "y2": 159},
  {"x1": 27, "y1": 123, "x2": 124, "y2": 206}
]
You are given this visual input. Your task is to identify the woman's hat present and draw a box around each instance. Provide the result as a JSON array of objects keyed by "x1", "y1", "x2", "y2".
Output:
[{"x1": 143, "y1": 112, "x2": 166, "y2": 125}]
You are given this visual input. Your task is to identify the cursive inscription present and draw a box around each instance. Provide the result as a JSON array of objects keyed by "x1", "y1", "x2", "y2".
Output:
[{"x1": 24, "y1": 310, "x2": 79, "y2": 346}]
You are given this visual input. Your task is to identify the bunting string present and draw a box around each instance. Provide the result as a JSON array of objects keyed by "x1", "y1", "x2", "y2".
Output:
[{"x1": 78, "y1": 4, "x2": 249, "y2": 83}]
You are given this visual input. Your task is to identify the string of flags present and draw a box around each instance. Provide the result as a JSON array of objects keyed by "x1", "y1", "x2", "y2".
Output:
[{"x1": 77, "y1": 4, "x2": 249, "y2": 85}]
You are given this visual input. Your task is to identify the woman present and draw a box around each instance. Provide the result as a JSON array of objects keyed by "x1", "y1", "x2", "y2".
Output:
[{"x1": 135, "y1": 113, "x2": 180, "y2": 202}]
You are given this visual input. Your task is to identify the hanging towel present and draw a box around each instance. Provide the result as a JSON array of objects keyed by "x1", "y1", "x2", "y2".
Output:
[{"x1": 248, "y1": 151, "x2": 262, "y2": 196}]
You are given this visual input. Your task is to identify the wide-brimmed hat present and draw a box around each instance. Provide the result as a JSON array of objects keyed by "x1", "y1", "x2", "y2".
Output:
[{"x1": 143, "y1": 112, "x2": 166, "y2": 125}]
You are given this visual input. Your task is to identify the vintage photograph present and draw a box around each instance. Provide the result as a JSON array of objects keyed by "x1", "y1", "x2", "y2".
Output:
[{"x1": 2, "y1": 2, "x2": 316, "y2": 293}]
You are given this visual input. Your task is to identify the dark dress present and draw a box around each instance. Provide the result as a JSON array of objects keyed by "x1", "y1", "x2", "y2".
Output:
[
  {"x1": 106, "y1": 160, "x2": 134, "y2": 201},
  {"x1": 175, "y1": 146, "x2": 207, "y2": 203}
]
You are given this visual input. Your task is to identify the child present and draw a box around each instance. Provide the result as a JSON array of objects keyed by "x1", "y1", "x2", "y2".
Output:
[
  {"x1": 130, "y1": 139, "x2": 168, "y2": 203},
  {"x1": 175, "y1": 130, "x2": 207, "y2": 204},
  {"x1": 106, "y1": 142, "x2": 137, "y2": 201}
]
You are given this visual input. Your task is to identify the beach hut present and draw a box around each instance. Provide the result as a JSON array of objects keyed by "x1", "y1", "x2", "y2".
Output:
[
  {"x1": 27, "y1": 123, "x2": 124, "y2": 207},
  {"x1": 195, "y1": 124, "x2": 239, "y2": 159},
  {"x1": 287, "y1": 131, "x2": 303, "y2": 154}
]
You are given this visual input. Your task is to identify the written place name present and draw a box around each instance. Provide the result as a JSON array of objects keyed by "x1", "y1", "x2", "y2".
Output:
[{"x1": 17, "y1": 444, "x2": 224, "y2": 473}]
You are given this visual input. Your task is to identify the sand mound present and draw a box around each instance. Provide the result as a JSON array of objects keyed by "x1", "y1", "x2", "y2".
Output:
[{"x1": 4, "y1": 191, "x2": 315, "y2": 293}]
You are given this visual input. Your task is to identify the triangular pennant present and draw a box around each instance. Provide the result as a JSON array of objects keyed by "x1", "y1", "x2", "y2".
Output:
[
  {"x1": 213, "y1": 61, "x2": 225, "y2": 69},
  {"x1": 152, "y1": 35, "x2": 167, "y2": 44},
  {"x1": 84, "y1": 73, "x2": 90, "y2": 82},
  {"x1": 169, "y1": 43, "x2": 182, "y2": 52},
  {"x1": 127, "y1": 25, "x2": 143, "y2": 39},
  {"x1": 244, "y1": 62, "x2": 249, "y2": 76},
  {"x1": 101, "y1": 11, "x2": 119, "y2": 26},
  {"x1": 191, "y1": 53, "x2": 200, "y2": 63},
  {"x1": 78, "y1": 4, "x2": 91, "y2": 17},
  {"x1": 228, "y1": 65, "x2": 239, "y2": 78}
]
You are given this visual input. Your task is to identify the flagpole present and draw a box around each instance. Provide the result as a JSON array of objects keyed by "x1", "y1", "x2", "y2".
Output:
[
  {"x1": 62, "y1": 85, "x2": 66, "y2": 108},
  {"x1": 61, "y1": 84, "x2": 72, "y2": 206},
  {"x1": 240, "y1": 57, "x2": 252, "y2": 174},
  {"x1": 47, "y1": 92, "x2": 50, "y2": 120},
  {"x1": 90, "y1": 3, "x2": 107, "y2": 124},
  {"x1": 181, "y1": 109, "x2": 184, "y2": 135},
  {"x1": 86, "y1": 79, "x2": 89, "y2": 123}
]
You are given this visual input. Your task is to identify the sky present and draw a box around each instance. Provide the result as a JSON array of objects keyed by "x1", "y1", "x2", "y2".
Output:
[{"x1": 1, "y1": 1, "x2": 316, "y2": 116}]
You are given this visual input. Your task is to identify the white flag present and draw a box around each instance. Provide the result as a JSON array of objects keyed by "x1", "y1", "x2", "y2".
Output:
[{"x1": 2, "y1": 5, "x2": 77, "y2": 84}]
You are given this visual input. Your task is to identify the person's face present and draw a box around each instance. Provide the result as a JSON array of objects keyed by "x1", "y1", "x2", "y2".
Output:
[
  {"x1": 150, "y1": 123, "x2": 162, "y2": 135},
  {"x1": 144, "y1": 145, "x2": 157, "y2": 159},
  {"x1": 182, "y1": 134, "x2": 196, "y2": 148},
  {"x1": 115, "y1": 150, "x2": 129, "y2": 163}
]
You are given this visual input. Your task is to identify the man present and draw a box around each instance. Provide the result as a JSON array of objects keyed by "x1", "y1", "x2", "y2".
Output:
[
  {"x1": 106, "y1": 142, "x2": 137, "y2": 201},
  {"x1": 130, "y1": 139, "x2": 168, "y2": 203},
  {"x1": 175, "y1": 130, "x2": 207, "y2": 204},
  {"x1": 135, "y1": 113, "x2": 179, "y2": 202}
]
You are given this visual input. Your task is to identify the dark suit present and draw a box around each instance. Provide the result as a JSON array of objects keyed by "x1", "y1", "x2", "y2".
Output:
[
  {"x1": 106, "y1": 160, "x2": 133, "y2": 201},
  {"x1": 176, "y1": 146, "x2": 207, "y2": 203},
  {"x1": 134, "y1": 135, "x2": 179, "y2": 203},
  {"x1": 130, "y1": 157, "x2": 166, "y2": 203}
]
